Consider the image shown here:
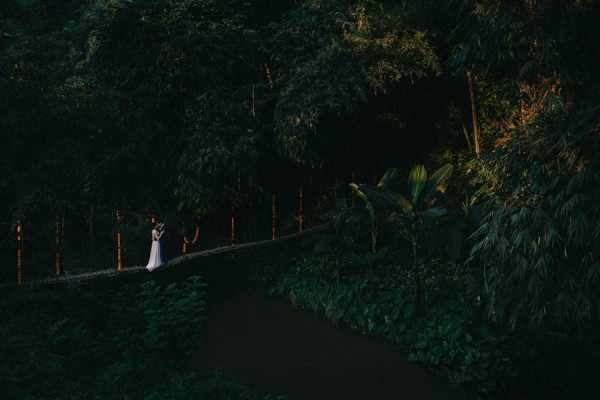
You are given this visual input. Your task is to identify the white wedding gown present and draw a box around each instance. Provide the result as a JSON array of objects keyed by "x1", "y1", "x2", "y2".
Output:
[{"x1": 146, "y1": 230, "x2": 162, "y2": 271}]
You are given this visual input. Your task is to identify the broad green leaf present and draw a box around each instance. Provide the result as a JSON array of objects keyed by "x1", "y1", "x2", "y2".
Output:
[
  {"x1": 387, "y1": 190, "x2": 414, "y2": 214},
  {"x1": 377, "y1": 167, "x2": 399, "y2": 188},
  {"x1": 357, "y1": 184, "x2": 413, "y2": 214},
  {"x1": 408, "y1": 165, "x2": 427, "y2": 205},
  {"x1": 351, "y1": 186, "x2": 375, "y2": 219},
  {"x1": 418, "y1": 206, "x2": 446, "y2": 218},
  {"x1": 350, "y1": 183, "x2": 378, "y2": 253},
  {"x1": 419, "y1": 164, "x2": 454, "y2": 206}
]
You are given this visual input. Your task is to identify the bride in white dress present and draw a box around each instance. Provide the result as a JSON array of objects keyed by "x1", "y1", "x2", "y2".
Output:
[{"x1": 146, "y1": 224, "x2": 163, "y2": 271}]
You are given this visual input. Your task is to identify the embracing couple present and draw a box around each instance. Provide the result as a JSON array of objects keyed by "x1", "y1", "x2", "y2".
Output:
[{"x1": 146, "y1": 221, "x2": 166, "y2": 272}]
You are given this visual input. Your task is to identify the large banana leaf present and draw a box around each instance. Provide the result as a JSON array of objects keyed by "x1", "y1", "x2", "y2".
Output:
[
  {"x1": 419, "y1": 164, "x2": 454, "y2": 206},
  {"x1": 377, "y1": 167, "x2": 399, "y2": 189},
  {"x1": 350, "y1": 183, "x2": 378, "y2": 254},
  {"x1": 357, "y1": 184, "x2": 413, "y2": 214},
  {"x1": 408, "y1": 165, "x2": 427, "y2": 205},
  {"x1": 349, "y1": 184, "x2": 376, "y2": 219},
  {"x1": 350, "y1": 183, "x2": 375, "y2": 209},
  {"x1": 417, "y1": 206, "x2": 446, "y2": 218}
]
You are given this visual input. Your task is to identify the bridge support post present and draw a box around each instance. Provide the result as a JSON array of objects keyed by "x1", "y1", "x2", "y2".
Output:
[
  {"x1": 231, "y1": 207, "x2": 235, "y2": 244},
  {"x1": 116, "y1": 210, "x2": 122, "y2": 271},
  {"x1": 55, "y1": 215, "x2": 61, "y2": 276},
  {"x1": 16, "y1": 221, "x2": 22, "y2": 286},
  {"x1": 334, "y1": 179, "x2": 338, "y2": 201},
  {"x1": 272, "y1": 194, "x2": 276, "y2": 240}
]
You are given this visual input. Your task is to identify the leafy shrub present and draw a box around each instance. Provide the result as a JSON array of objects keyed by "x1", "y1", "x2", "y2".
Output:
[
  {"x1": 272, "y1": 255, "x2": 518, "y2": 391},
  {"x1": 195, "y1": 370, "x2": 287, "y2": 400},
  {"x1": 107, "y1": 277, "x2": 207, "y2": 366},
  {"x1": 0, "y1": 277, "x2": 212, "y2": 399},
  {"x1": 271, "y1": 256, "x2": 339, "y2": 318},
  {"x1": 407, "y1": 270, "x2": 519, "y2": 388}
]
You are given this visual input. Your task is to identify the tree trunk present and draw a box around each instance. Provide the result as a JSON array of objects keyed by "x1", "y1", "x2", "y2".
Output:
[{"x1": 466, "y1": 68, "x2": 481, "y2": 156}]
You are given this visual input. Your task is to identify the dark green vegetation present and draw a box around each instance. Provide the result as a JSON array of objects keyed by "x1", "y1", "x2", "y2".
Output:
[
  {"x1": 2, "y1": 0, "x2": 600, "y2": 397},
  {"x1": 0, "y1": 277, "x2": 283, "y2": 399}
]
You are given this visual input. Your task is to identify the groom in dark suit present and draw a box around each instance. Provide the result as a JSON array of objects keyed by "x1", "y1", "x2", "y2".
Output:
[{"x1": 158, "y1": 220, "x2": 167, "y2": 261}]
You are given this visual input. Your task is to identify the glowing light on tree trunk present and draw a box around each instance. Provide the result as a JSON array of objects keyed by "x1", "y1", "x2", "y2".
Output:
[
  {"x1": 17, "y1": 221, "x2": 22, "y2": 286},
  {"x1": 265, "y1": 63, "x2": 273, "y2": 89},
  {"x1": 55, "y1": 215, "x2": 61, "y2": 276},
  {"x1": 183, "y1": 226, "x2": 200, "y2": 253}
]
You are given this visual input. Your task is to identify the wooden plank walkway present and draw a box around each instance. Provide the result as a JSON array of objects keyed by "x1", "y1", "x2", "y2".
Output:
[{"x1": 8, "y1": 223, "x2": 329, "y2": 288}]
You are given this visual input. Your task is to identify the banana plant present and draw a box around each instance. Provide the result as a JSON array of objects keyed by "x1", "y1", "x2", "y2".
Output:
[
  {"x1": 349, "y1": 167, "x2": 398, "y2": 255},
  {"x1": 312, "y1": 198, "x2": 358, "y2": 284},
  {"x1": 351, "y1": 164, "x2": 453, "y2": 314}
]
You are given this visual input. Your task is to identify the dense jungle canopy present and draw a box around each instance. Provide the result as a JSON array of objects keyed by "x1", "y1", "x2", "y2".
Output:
[
  {"x1": 2, "y1": 0, "x2": 599, "y2": 215},
  {"x1": 2, "y1": 0, "x2": 600, "y2": 397}
]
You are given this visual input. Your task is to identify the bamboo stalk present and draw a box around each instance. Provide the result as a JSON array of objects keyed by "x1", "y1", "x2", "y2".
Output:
[
  {"x1": 466, "y1": 68, "x2": 481, "y2": 156},
  {"x1": 461, "y1": 120, "x2": 473, "y2": 154},
  {"x1": 351, "y1": 171, "x2": 356, "y2": 207}
]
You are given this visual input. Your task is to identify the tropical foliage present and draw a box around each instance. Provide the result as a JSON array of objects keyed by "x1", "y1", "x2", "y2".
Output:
[
  {"x1": 3, "y1": 0, "x2": 600, "y2": 396},
  {"x1": 1, "y1": 277, "x2": 285, "y2": 399},
  {"x1": 470, "y1": 108, "x2": 600, "y2": 329},
  {"x1": 272, "y1": 255, "x2": 518, "y2": 390},
  {"x1": 352, "y1": 164, "x2": 454, "y2": 311}
]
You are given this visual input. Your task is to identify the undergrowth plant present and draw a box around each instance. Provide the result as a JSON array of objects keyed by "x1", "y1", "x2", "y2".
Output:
[
  {"x1": 0, "y1": 277, "x2": 268, "y2": 399},
  {"x1": 272, "y1": 255, "x2": 518, "y2": 391}
]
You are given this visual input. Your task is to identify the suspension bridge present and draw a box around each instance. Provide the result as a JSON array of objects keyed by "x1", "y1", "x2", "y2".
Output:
[
  {"x1": 4, "y1": 223, "x2": 329, "y2": 288},
  {"x1": 1, "y1": 173, "x2": 367, "y2": 288}
]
